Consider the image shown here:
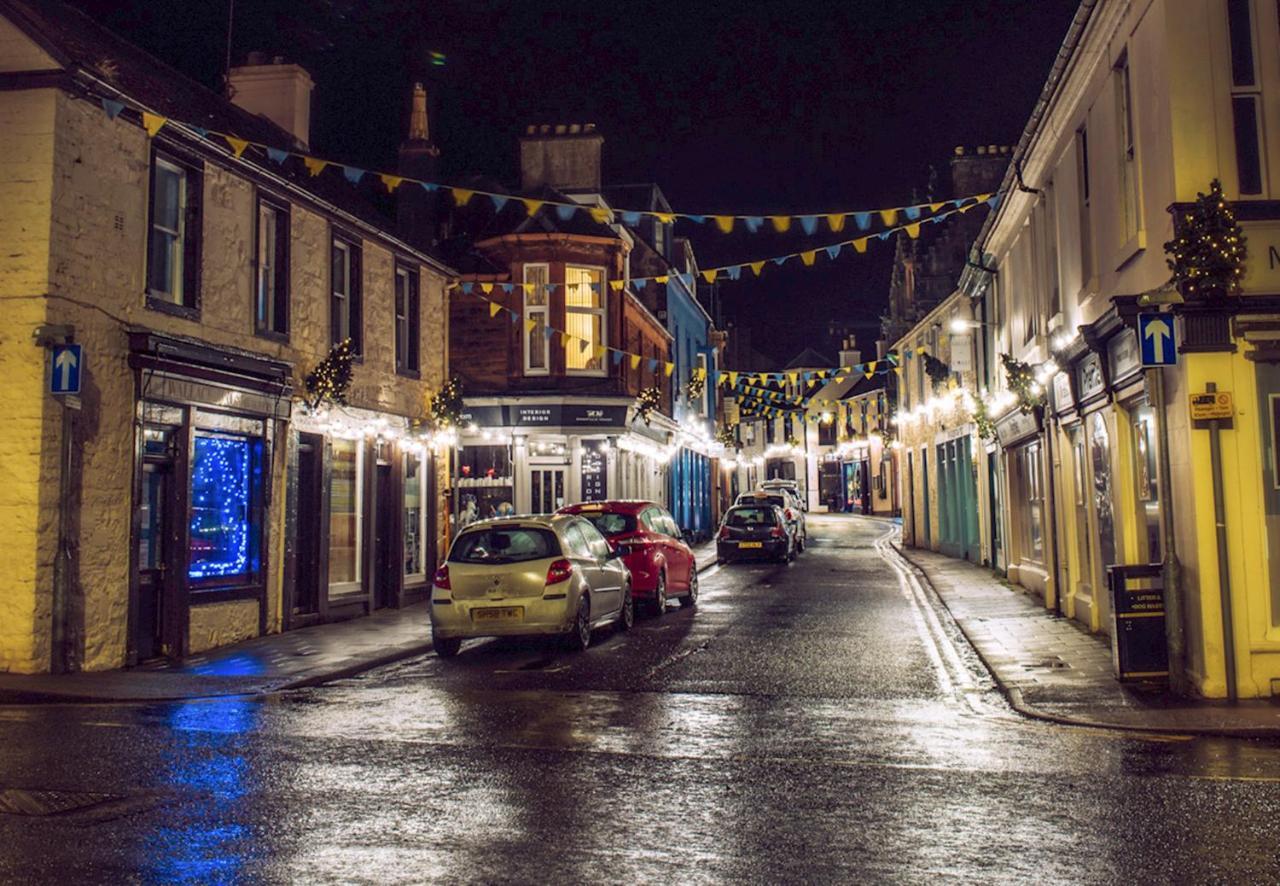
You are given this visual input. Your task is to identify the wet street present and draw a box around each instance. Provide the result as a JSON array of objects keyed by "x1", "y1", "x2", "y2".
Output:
[{"x1": 3, "y1": 514, "x2": 1280, "y2": 883}]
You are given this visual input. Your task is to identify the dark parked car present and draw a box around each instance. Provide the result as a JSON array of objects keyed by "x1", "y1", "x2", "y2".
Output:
[{"x1": 717, "y1": 503, "x2": 794, "y2": 564}]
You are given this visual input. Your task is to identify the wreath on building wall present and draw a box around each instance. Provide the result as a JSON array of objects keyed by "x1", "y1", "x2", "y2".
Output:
[
  {"x1": 1164, "y1": 178, "x2": 1247, "y2": 299},
  {"x1": 922, "y1": 352, "x2": 951, "y2": 392},
  {"x1": 427, "y1": 376, "x2": 464, "y2": 430},
  {"x1": 1000, "y1": 353, "x2": 1044, "y2": 413},
  {"x1": 635, "y1": 386, "x2": 662, "y2": 426},
  {"x1": 303, "y1": 338, "x2": 354, "y2": 411}
]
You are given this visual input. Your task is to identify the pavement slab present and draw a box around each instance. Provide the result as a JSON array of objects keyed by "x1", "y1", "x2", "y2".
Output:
[{"x1": 898, "y1": 542, "x2": 1280, "y2": 737}]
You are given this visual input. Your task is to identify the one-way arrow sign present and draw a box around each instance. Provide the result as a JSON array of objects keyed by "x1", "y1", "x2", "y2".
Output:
[
  {"x1": 50, "y1": 343, "x2": 82, "y2": 395},
  {"x1": 1138, "y1": 313, "x2": 1176, "y2": 367}
]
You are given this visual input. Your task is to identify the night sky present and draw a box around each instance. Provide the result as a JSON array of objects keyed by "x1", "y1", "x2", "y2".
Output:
[{"x1": 68, "y1": 0, "x2": 1079, "y2": 364}]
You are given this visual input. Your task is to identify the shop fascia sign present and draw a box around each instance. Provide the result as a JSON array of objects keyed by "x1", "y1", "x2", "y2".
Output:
[
  {"x1": 994, "y1": 407, "x2": 1040, "y2": 448},
  {"x1": 1240, "y1": 220, "x2": 1280, "y2": 294},
  {"x1": 459, "y1": 403, "x2": 629, "y2": 429}
]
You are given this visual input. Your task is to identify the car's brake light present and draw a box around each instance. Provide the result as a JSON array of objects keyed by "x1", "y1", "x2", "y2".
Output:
[
  {"x1": 719, "y1": 526, "x2": 730, "y2": 540},
  {"x1": 545, "y1": 559, "x2": 574, "y2": 585},
  {"x1": 770, "y1": 526, "x2": 784, "y2": 538},
  {"x1": 433, "y1": 565, "x2": 451, "y2": 589},
  {"x1": 784, "y1": 508, "x2": 794, "y2": 521}
]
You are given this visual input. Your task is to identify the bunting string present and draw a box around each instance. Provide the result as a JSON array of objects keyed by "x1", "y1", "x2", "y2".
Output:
[{"x1": 102, "y1": 96, "x2": 996, "y2": 236}]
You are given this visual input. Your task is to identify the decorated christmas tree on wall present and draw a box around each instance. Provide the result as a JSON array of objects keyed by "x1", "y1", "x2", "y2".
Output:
[
  {"x1": 303, "y1": 338, "x2": 354, "y2": 410},
  {"x1": 1164, "y1": 178, "x2": 1248, "y2": 299}
]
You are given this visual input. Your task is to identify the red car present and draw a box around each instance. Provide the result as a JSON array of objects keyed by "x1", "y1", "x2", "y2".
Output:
[{"x1": 557, "y1": 501, "x2": 698, "y2": 615}]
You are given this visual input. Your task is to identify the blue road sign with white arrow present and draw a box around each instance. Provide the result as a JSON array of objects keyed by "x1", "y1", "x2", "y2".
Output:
[
  {"x1": 50, "y1": 344, "x2": 82, "y2": 395},
  {"x1": 1137, "y1": 313, "x2": 1176, "y2": 367}
]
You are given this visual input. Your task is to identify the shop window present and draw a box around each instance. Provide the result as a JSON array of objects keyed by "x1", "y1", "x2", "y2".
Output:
[
  {"x1": 329, "y1": 438, "x2": 363, "y2": 590},
  {"x1": 255, "y1": 197, "x2": 290, "y2": 337},
  {"x1": 146, "y1": 151, "x2": 202, "y2": 312},
  {"x1": 1130, "y1": 404, "x2": 1162, "y2": 563},
  {"x1": 404, "y1": 452, "x2": 427, "y2": 581},
  {"x1": 524, "y1": 264, "x2": 550, "y2": 375},
  {"x1": 818, "y1": 420, "x2": 836, "y2": 446},
  {"x1": 188, "y1": 434, "x2": 263, "y2": 586},
  {"x1": 1023, "y1": 442, "x2": 1044, "y2": 562},
  {"x1": 457, "y1": 445, "x2": 514, "y2": 526},
  {"x1": 395, "y1": 264, "x2": 420, "y2": 375},
  {"x1": 331, "y1": 236, "x2": 363, "y2": 355},
  {"x1": 566, "y1": 266, "x2": 605, "y2": 373}
]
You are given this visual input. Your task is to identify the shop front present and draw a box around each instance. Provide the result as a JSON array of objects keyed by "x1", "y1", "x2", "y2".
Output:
[
  {"x1": 453, "y1": 397, "x2": 672, "y2": 531},
  {"x1": 935, "y1": 426, "x2": 980, "y2": 562},
  {"x1": 128, "y1": 332, "x2": 291, "y2": 663},
  {"x1": 995, "y1": 406, "x2": 1048, "y2": 601}
]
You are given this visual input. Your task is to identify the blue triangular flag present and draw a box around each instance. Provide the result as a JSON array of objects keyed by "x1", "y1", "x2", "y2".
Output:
[
  {"x1": 854, "y1": 212, "x2": 872, "y2": 231},
  {"x1": 825, "y1": 244, "x2": 842, "y2": 260},
  {"x1": 772, "y1": 256, "x2": 789, "y2": 266},
  {"x1": 501, "y1": 283, "x2": 514, "y2": 294},
  {"x1": 648, "y1": 358, "x2": 660, "y2": 372},
  {"x1": 490, "y1": 195, "x2": 509, "y2": 211},
  {"x1": 421, "y1": 182, "x2": 438, "y2": 192},
  {"x1": 633, "y1": 279, "x2": 647, "y2": 293},
  {"x1": 460, "y1": 282, "x2": 474, "y2": 294},
  {"x1": 621, "y1": 211, "x2": 643, "y2": 226},
  {"x1": 799, "y1": 215, "x2": 819, "y2": 236},
  {"x1": 544, "y1": 327, "x2": 556, "y2": 340},
  {"x1": 726, "y1": 265, "x2": 743, "y2": 280},
  {"x1": 744, "y1": 217, "x2": 764, "y2": 233},
  {"x1": 343, "y1": 166, "x2": 365, "y2": 184},
  {"x1": 612, "y1": 350, "x2": 625, "y2": 365},
  {"x1": 904, "y1": 206, "x2": 922, "y2": 220},
  {"x1": 987, "y1": 194, "x2": 1002, "y2": 208},
  {"x1": 267, "y1": 147, "x2": 289, "y2": 165},
  {"x1": 555, "y1": 204, "x2": 577, "y2": 221},
  {"x1": 951, "y1": 197, "x2": 967, "y2": 208},
  {"x1": 685, "y1": 215, "x2": 706, "y2": 224},
  {"x1": 546, "y1": 283, "x2": 559, "y2": 295},
  {"x1": 878, "y1": 230, "x2": 893, "y2": 240},
  {"x1": 510, "y1": 311, "x2": 520, "y2": 325},
  {"x1": 189, "y1": 125, "x2": 209, "y2": 139},
  {"x1": 590, "y1": 282, "x2": 601, "y2": 293},
  {"x1": 101, "y1": 98, "x2": 125, "y2": 120}
]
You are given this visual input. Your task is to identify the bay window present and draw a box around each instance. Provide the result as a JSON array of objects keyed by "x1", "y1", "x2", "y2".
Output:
[{"x1": 566, "y1": 265, "x2": 605, "y2": 373}]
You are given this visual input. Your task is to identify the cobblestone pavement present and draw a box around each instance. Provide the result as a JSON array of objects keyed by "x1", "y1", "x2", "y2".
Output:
[{"x1": 898, "y1": 543, "x2": 1280, "y2": 736}]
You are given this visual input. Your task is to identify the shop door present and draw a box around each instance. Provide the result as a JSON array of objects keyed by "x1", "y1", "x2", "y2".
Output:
[
  {"x1": 293, "y1": 436, "x2": 323, "y2": 619},
  {"x1": 531, "y1": 468, "x2": 566, "y2": 514},
  {"x1": 374, "y1": 461, "x2": 397, "y2": 609},
  {"x1": 135, "y1": 459, "x2": 173, "y2": 661}
]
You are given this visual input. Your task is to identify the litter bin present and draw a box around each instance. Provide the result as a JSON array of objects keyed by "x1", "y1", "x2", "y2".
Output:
[{"x1": 1106, "y1": 563, "x2": 1168, "y2": 683}]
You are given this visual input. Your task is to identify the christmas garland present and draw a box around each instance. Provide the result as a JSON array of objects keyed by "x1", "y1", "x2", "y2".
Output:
[
  {"x1": 427, "y1": 376, "x2": 464, "y2": 430},
  {"x1": 716, "y1": 423, "x2": 739, "y2": 449},
  {"x1": 922, "y1": 352, "x2": 951, "y2": 392},
  {"x1": 685, "y1": 373, "x2": 706, "y2": 402},
  {"x1": 1000, "y1": 353, "x2": 1044, "y2": 413},
  {"x1": 1164, "y1": 178, "x2": 1247, "y2": 299},
  {"x1": 972, "y1": 395, "x2": 997, "y2": 442},
  {"x1": 303, "y1": 338, "x2": 354, "y2": 410},
  {"x1": 635, "y1": 386, "x2": 662, "y2": 426}
]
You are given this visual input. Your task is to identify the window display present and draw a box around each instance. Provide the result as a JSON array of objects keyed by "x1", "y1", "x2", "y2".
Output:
[{"x1": 188, "y1": 434, "x2": 262, "y2": 583}]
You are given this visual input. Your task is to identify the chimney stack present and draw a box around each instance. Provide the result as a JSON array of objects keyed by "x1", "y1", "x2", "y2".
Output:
[
  {"x1": 519, "y1": 123, "x2": 603, "y2": 191},
  {"x1": 227, "y1": 55, "x2": 313, "y2": 149},
  {"x1": 839, "y1": 337, "x2": 862, "y2": 369}
]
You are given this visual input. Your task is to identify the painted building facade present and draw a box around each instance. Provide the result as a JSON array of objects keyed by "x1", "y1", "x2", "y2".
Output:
[{"x1": 0, "y1": 3, "x2": 452, "y2": 673}]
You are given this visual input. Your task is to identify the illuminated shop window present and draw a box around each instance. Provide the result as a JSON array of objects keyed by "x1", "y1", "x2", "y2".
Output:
[{"x1": 188, "y1": 434, "x2": 263, "y2": 583}]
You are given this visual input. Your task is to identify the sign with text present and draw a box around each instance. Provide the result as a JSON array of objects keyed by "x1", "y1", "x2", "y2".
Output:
[
  {"x1": 1137, "y1": 314, "x2": 1176, "y2": 367},
  {"x1": 580, "y1": 441, "x2": 608, "y2": 502},
  {"x1": 1190, "y1": 391, "x2": 1233, "y2": 420},
  {"x1": 1241, "y1": 220, "x2": 1280, "y2": 294}
]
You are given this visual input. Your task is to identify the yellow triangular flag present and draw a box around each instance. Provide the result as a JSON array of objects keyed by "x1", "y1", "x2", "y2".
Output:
[
  {"x1": 916, "y1": 345, "x2": 927, "y2": 355},
  {"x1": 522, "y1": 282, "x2": 535, "y2": 295},
  {"x1": 452, "y1": 188, "x2": 475, "y2": 206},
  {"x1": 141, "y1": 112, "x2": 167, "y2": 137},
  {"x1": 749, "y1": 261, "x2": 765, "y2": 276},
  {"x1": 594, "y1": 345, "x2": 608, "y2": 360},
  {"x1": 713, "y1": 215, "x2": 734, "y2": 233},
  {"x1": 827, "y1": 214, "x2": 846, "y2": 232},
  {"x1": 769, "y1": 216, "x2": 792, "y2": 233},
  {"x1": 800, "y1": 250, "x2": 817, "y2": 267},
  {"x1": 225, "y1": 135, "x2": 250, "y2": 158},
  {"x1": 702, "y1": 269, "x2": 718, "y2": 284},
  {"x1": 489, "y1": 302, "x2": 502, "y2": 318},
  {"x1": 905, "y1": 223, "x2": 921, "y2": 239},
  {"x1": 304, "y1": 157, "x2": 328, "y2": 177},
  {"x1": 380, "y1": 174, "x2": 405, "y2": 192},
  {"x1": 664, "y1": 362, "x2": 676, "y2": 377},
  {"x1": 610, "y1": 279, "x2": 625, "y2": 292},
  {"x1": 788, "y1": 372, "x2": 799, "y2": 384},
  {"x1": 929, "y1": 201, "x2": 945, "y2": 213},
  {"x1": 589, "y1": 207, "x2": 612, "y2": 224},
  {"x1": 522, "y1": 198, "x2": 545, "y2": 216},
  {"x1": 893, "y1": 366, "x2": 904, "y2": 376},
  {"x1": 655, "y1": 275, "x2": 669, "y2": 284},
  {"x1": 695, "y1": 366, "x2": 707, "y2": 380},
  {"x1": 879, "y1": 209, "x2": 897, "y2": 226},
  {"x1": 852, "y1": 238, "x2": 868, "y2": 254},
  {"x1": 727, "y1": 372, "x2": 738, "y2": 386},
  {"x1": 630, "y1": 354, "x2": 642, "y2": 370},
  {"x1": 960, "y1": 202, "x2": 977, "y2": 213},
  {"x1": 656, "y1": 212, "x2": 676, "y2": 224}
]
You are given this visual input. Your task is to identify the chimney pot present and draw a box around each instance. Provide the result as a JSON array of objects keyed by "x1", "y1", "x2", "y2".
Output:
[
  {"x1": 246, "y1": 50, "x2": 266, "y2": 65},
  {"x1": 976, "y1": 145, "x2": 986, "y2": 155},
  {"x1": 954, "y1": 145, "x2": 965, "y2": 156},
  {"x1": 272, "y1": 55, "x2": 285, "y2": 65}
]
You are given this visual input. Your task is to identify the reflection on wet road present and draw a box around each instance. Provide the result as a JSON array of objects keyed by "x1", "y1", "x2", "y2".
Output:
[{"x1": 3, "y1": 515, "x2": 1280, "y2": 882}]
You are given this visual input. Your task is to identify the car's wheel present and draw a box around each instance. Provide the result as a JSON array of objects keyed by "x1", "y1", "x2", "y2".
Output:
[
  {"x1": 433, "y1": 634, "x2": 461, "y2": 658},
  {"x1": 681, "y1": 569, "x2": 698, "y2": 608},
  {"x1": 618, "y1": 585, "x2": 634, "y2": 631},
  {"x1": 565, "y1": 595, "x2": 591, "y2": 652},
  {"x1": 650, "y1": 572, "x2": 667, "y2": 617},
  {"x1": 797, "y1": 533, "x2": 806, "y2": 553}
]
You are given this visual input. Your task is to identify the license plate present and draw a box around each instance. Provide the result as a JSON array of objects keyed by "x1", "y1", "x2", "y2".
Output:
[
  {"x1": 738, "y1": 541, "x2": 763, "y2": 549},
  {"x1": 473, "y1": 606, "x2": 524, "y2": 623}
]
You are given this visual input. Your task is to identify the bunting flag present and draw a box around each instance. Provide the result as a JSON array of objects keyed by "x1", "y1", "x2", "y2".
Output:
[
  {"x1": 489, "y1": 302, "x2": 502, "y2": 318},
  {"x1": 225, "y1": 135, "x2": 250, "y2": 159},
  {"x1": 101, "y1": 98, "x2": 125, "y2": 120},
  {"x1": 304, "y1": 157, "x2": 328, "y2": 177},
  {"x1": 141, "y1": 112, "x2": 166, "y2": 137}
]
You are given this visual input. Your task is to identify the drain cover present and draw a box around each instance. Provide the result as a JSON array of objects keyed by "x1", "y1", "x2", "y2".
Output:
[{"x1": 0, "y1": 788, "x2": 124, "y2": 817}]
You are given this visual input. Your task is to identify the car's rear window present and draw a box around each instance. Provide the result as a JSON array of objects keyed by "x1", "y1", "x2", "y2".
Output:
[
  {"x1": 743, "y1": 494, "x2": 787, "y2": 510},
  {"x1": 450, "y1": 527, "x2": 560, "y2": 564},
  {"x1": 727, "y1": 507, "x2": 776, "y2": 526},
  {"x1": 577, "y1": 512, "x2": 636, "y2": 536}
]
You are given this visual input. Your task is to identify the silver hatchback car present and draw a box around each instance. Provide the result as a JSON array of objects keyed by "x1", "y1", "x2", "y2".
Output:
[{"x1": 430, "y1": 514, "x2": 633, "y2": 657}]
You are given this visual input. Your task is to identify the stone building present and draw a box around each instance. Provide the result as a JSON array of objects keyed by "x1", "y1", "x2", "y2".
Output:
[{"x1": 0, "y1": 1, "x2": 453, "y2": 673}]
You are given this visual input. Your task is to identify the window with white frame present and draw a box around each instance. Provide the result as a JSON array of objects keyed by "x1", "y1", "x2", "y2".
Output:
[
  {"x1": 1115, "y1": 52, "x2": 1142, "y2": 245},
  {"x1": 395, "y1": 264, "x2": 420, "y2": 374},
  {"x1": 566, "y1": 265, "x2": 605, "y2": 373},
  {"x1": 331, "y1": 236, "x2": 363, "y2": 354},
  {"x1": 1226, "y1": 0, "x2": 1264, "y2": 195},
  {"x1": 524, "y1": 263, "x2": 549, "y2": 374},
  {"x1": 1076, "y1": 126, "x2": 1094, "y2": 284},
  {"x1": 147, "y1": 153, "x2": 201, "y2": 308},
  {"x1": 255, "y1": 198, "x2": 289, "y2": 336},
  {"x1": 403, "y1": 450, "x2": 428, "y2": 582},
  {"x1": 329, "y1": 437, "x2": 363, "y2": 592},
  {"x1": 695, "y1": 352, "x2": 710, "y2": 418}
]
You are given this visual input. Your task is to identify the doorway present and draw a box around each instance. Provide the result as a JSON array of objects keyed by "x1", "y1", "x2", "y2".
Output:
[
  {"x1": 374, "y1": 459, "x2": 396, "y2": 609},
  {"x1": 135, "y1": 455, "x2": 172, "y2": 661},
  {"x1": 293, "y1": 434, "x2": 323, "y2": 621},
  {"x1": 531, "y1": 467, "x2": 566, "y2": 514}
]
